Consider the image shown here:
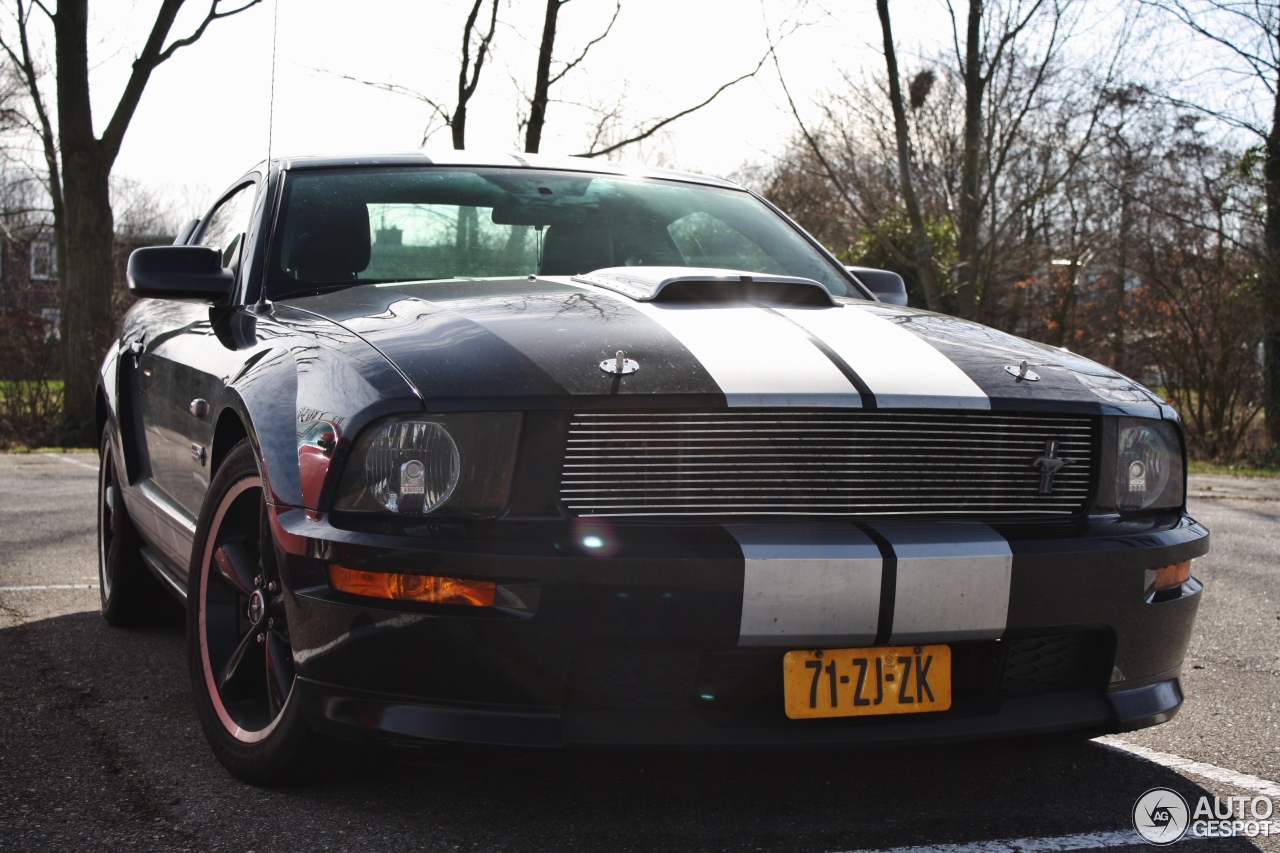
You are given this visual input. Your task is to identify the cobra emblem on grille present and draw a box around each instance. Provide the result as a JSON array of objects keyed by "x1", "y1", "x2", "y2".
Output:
[{"x1": 1031, "y1": 440, "x2": 1077, "y2": 494}]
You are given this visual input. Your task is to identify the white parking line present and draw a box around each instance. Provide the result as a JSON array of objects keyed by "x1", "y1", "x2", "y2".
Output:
[
  {"x1": 827, "y1": 740, "x2": 1278, "y2": 853},
  {"x1": 42, "y1": 453, "x2": 97, "y2": 471},
  {"x1": 1097, "y1": 736, "x2": 1280, "y2": 798},
  {"x1": 0, "y1": 584, "x2": 99, "y2": 592},
  {"x1": 827, "y1": 828, "x2": 1180, "y2": 853}
]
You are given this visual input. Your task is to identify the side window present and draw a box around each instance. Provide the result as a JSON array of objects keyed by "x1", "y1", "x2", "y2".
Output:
[{"x1": 197, "y1": 183, "x2": 258, "y2": 272}]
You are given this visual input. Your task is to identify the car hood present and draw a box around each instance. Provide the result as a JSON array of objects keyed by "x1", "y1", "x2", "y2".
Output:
[{"x1": 284, "y1": 276, "x2": 1168, "y2": 418}]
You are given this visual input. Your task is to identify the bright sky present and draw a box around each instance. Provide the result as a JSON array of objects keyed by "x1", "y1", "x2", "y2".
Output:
[
  {"x1": 67, "y1": 0, "x2": 957, "y2": 220},
  {"x1": 11, "y1": 0, "x2": 1201, "y2": 224}
]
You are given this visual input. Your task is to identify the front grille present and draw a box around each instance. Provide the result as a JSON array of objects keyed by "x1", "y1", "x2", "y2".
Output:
[
  {"x1": 1001, "y1": 632, "x2": 1112, "y2": 695},
  {"x1": 561, "y1": 410, "x2": 1094, "y2": 518}
]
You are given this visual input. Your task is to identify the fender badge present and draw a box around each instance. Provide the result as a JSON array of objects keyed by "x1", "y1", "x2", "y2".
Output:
[
  {"x1": 1004, "y1": 360, "x2": 1040, "y2": 382},
  {"x1": 600, "y1": 349, "x2": 639, "y2": 375}
]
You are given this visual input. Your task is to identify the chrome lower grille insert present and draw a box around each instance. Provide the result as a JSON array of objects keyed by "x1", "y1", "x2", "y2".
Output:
[{"x1": 560, "y1": 410, "x2": 1095, "y2": 517}]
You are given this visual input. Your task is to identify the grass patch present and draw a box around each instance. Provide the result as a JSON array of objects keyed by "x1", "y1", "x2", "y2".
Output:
[
  {"x1": 1188, "y1": 460, "x2": 1280, "y2": 478},
  {"x1": 0, "y1": 379, "x2": 63, "y2": 392}
]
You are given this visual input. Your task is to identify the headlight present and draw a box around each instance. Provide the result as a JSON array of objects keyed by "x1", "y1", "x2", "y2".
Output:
[
  {"x1": 1114, "y1": 417, "x2": 1184, "y2": 511},
  {"x1": 333, "y1": 412, "x2": 521, "y2": 517}
]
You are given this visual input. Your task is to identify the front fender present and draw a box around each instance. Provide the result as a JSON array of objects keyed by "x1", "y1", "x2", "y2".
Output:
[{"x1": 221, "y1": 309, "x2": 421, "y2": 511}]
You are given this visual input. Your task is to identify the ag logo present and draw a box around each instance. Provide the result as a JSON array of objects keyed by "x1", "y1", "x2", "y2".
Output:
[{"x1": 1133, "y1": 787, "x2": 1190, "y2": 845}]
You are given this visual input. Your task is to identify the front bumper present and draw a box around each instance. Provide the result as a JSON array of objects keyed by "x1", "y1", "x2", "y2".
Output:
[{"x1": 273, "y1": 510, "x2": 1207, "y2": 748}]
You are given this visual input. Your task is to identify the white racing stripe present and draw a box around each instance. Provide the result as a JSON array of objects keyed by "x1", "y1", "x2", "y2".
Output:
[
  {"x1": 778, "y1": 304, "x2": 989, "y2": 409},
  {"x1": 729, "y1": 523, "x2": 1014, "y2": 646},
  {"x1": 1097, "y1": 737, "x2": 1280, "y2": 798},
  {"x1": 873, "y1": 523, "x2": 1012, "y2": 643},
  {"x1": 825, "y1": 829, "x2": 1183, "y2": 853},
  {"x1": 622, "y1": 300, "x2": 863, "y2": 407},
  {"x1": 588, "y1": 284, "x2": 988, "y2": 409},
  {"x1": 730, "y1": 525, "x2": 882, "y2": 646}
]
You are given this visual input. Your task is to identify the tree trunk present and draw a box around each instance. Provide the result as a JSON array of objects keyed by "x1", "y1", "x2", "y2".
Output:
[
  {"x1": 37, "y1": 0, "x2": 253, "y2": 445},
  {"x1": 450, "y1": 0, "x2": 498, "y2": 150},
  {"x1": 452, "y1": 105, "x2": 467, "y2": 150},
  {"x1": 955, "y1": 0, "x2": 984, "y2": 320},
  {"x1": 54, "y1": 0, "x2": 115, "y2": 446},
  {"x1": 1112, "y1": 167, "x2": 1131, "y2": 371},
  {"x1": 1263, "y1": 70, "x2": 1280, "y2": 454},
  {"x1": 525, "y1": 0, "x2": 561, "y2": 154},
  {"x1": 58, "y1": 157, "x2": 115, "y2": 444},
  {"x1": 875, "y1": 0, "x2": 942, "y2": 312}
]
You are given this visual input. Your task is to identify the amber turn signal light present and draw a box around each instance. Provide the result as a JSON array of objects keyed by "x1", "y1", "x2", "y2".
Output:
[
  {"x1": 1152, "y1": 560, "x2": 1191, "y2": 591},
  {"x1": 328, "y1": 565, "x2": 496, "y2": 607}
]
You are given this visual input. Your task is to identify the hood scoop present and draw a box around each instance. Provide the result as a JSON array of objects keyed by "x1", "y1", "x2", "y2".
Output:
[{"x1": 572, "y1": 266, "x2": 837, "y2": 307}]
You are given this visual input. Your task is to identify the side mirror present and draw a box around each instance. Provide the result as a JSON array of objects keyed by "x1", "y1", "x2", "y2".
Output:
[
  {"x1": 128, "y1": 246, "x2": 235, "y2": 302},
  {"x1": 846, "y1": 266, "x2": 908, "y2": 306}
]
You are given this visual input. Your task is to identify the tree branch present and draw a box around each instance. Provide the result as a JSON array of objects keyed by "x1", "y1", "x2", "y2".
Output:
[
  {"x1": 548, "y1": 0, "x2": 620, "y2": 87},
  {"x1": 766, "y1": 42, "x2": 916, "y2": 273},
  {"x1": 458, "y1": 0, "x2": 498, "y2": 102},
  {"x1": 577, "y1": 53, "x2": 766, "y2": 158},
  {"x1": 0, "y1": 0, "x2": 63, "y2": 247},
  {"x1": 1138, "y1": 0, "x2": 1278, "y2": 86},
  {"x1": 324, "y1": 70, "x2": 454, "y2": 128},
  {"x1": 101, "y1": 0, "x2": 262, "y2": 161}
]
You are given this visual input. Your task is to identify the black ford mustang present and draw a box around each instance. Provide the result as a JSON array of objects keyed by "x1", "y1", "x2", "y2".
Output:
[{"x1": 96, "y1": 151, "x2": 1208, "y2": 783}]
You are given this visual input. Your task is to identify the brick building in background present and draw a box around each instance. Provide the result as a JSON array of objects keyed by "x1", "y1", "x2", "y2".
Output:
[{"x1": 0, "y1": 232, "x2": 174, "y2": 333}]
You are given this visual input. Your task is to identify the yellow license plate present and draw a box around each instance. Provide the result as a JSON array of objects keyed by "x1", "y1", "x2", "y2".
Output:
[{"x1": 783, "y1": 645, "x2": 952, "y2": 719}]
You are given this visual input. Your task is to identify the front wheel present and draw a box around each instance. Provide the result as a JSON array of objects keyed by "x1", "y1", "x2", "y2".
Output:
[
  {"x1": 99, "y1": 427, "x2": 170, "y2": 626},
  {"x1": 188, "y1": 439, "x2": 314, "y2": 784}
]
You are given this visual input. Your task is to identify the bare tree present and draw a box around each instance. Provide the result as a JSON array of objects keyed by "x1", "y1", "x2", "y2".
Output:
[
  {"x1": 522, "y1": 0, "x2": 620, "y2": 153},
  {"x1": 0, "y1": 0, "x2": 261, "y2": 444},
  {"x1": 948, "y1": 0, "x2": 1054, "y2": 317},
  {"x1": 1136, "y1": 0, "x2": 1280, "y2": 454},
  {"x1": 336, "y1": 0, "x2": 498, "y2": 149},
  {"x1": 770, "y1": 47, "x2": 951, "y2": 310},
  {"x1": 0, "y1": 1, "x2": 66, "y2": 337},
  {"x1": 574, "y1": 54, "x2": 767, "y2": 159},
  {"x1": 875, "y1": 0, "x2": 944, "y2": 310}
]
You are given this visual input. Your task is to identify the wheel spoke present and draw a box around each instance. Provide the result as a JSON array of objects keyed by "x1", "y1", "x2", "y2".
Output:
[
  {"x1": 218, "y1": 625, "x2": 262, "y2": 699},
  {"x1": 213, "y1": 540, "x2": 257, "y2": 598},
  {"x1": 104, "y1": 484, "x2": 114, "y2": 532},
  {"x1": 264, "y1": 629, "x2": 294, "y2": 719}
]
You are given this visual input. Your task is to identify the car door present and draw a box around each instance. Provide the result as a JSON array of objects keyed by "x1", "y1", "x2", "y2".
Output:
[{"x1": 137, "y1": 180, "x2": 259, "y2": 527}]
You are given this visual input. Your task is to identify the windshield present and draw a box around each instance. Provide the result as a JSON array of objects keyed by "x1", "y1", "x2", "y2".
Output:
[{"x1": 266, "y1": 167, "x2": 853, "y2": 300}]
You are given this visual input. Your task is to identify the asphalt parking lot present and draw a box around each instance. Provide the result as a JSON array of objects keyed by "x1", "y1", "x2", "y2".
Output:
[{"x1": 1, "y1": 452, "x2": 1276, "y2": 853}]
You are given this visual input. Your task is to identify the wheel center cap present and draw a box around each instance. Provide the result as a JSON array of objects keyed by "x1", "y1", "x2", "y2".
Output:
[{"x1": 248, "y1": 590, "x2": 266, "y2": 624}]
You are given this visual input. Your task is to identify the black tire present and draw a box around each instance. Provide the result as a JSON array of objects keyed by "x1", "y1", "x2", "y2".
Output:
[
  {"x1": 187, "y1": 439, "x2": 314, "y2": 785},
  {"x1": 98, "y1": 427, "x2": 171, "y2": 626}
]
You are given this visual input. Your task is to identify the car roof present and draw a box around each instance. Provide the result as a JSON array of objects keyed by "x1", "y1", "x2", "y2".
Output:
[{"x1": 273, "y1": 150, "x2": 744, "y2": 190}]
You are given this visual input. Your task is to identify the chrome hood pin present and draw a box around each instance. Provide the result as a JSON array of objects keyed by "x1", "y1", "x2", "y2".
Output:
[
  {"x1": 1004, "y1": 360, "x2": 1040, "y2": 382},
  {"x1": 600, "y1": 349, "x2": 639, "y2": 375}
]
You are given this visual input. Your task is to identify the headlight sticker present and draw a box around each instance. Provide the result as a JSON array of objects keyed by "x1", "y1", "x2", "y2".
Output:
[{"x1": 1116, "y1": 418, "x2": 1184, "y2": 511}]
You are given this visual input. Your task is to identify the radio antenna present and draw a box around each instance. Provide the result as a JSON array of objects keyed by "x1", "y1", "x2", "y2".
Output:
[
  {"x1": 266, "y1": 0, "x2": 279, "y2": 167},
  {"x1": 255, "y1": 0, "x2": 280, "y2": 314}
]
